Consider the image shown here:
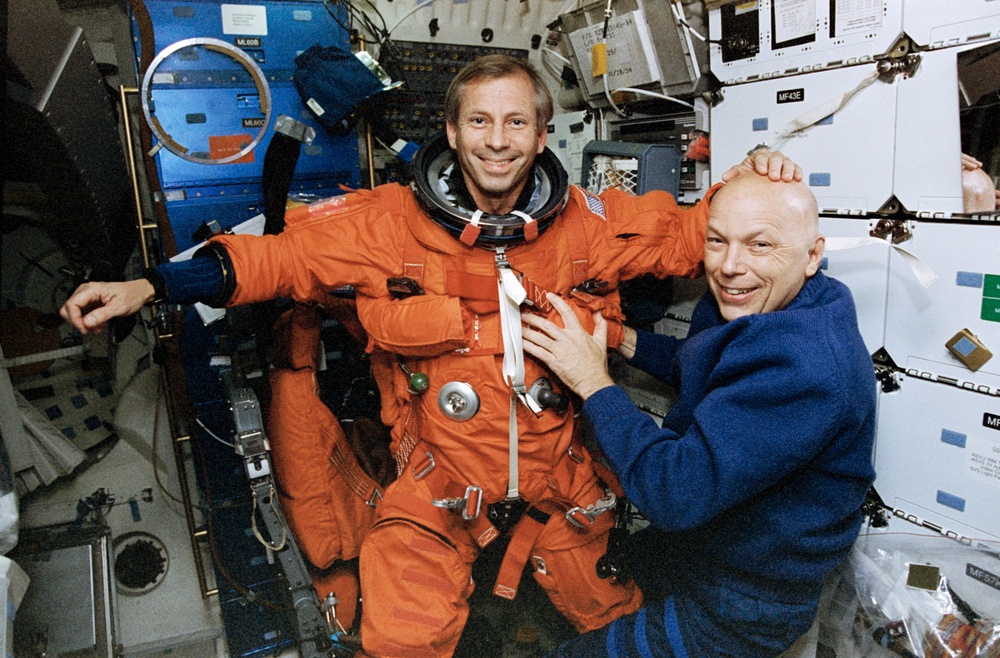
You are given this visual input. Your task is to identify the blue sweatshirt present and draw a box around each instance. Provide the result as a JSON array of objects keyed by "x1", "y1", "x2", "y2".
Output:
[{"x1": 584, "y1": 271, "x2": 876, "y2": 600}]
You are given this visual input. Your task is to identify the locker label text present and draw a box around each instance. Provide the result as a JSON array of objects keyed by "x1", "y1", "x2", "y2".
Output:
[{"x1": 966, "y1": 435, "x2": 1000, "y2": 490}]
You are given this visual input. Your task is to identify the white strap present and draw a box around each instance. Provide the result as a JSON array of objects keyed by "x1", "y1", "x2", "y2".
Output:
[
  {"x1": 507, "y1": 397, "x2": 519, "y2": 500},
  {"x1": 469, "y1": 209, "x2": 483, "y2": 227},
  {"x1": 509, "y1": 209, "x2": 534, "y2": 227},
  {"x1": 825, "y1": 236, "x2": 938, "y2": 289},
  {"x1": 495, "y1": 247, "x2": 543, "y2": 500},
  {"x1": 497, "y1": 255, "x2": 541, "y2": 412},
  {"x1": 768, "y1": 70, "x2": 879, "y2": 152}
]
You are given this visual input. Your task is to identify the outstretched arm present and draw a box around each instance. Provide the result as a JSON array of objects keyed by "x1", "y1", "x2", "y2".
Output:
[{"x1": 60, "y1": 279, "x2": 155, "y2": 334}]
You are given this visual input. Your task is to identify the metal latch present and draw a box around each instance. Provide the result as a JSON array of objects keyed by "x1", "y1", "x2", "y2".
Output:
[
  {"x1": 566, "y1": 490, "x2": 617, "y2": 528},
  {"x1": 870, "y1": 219, "x2": 912, "y2": 245},
  {"x1": 432, "y1": 485, "x2": 483, "y2": 520},
  {"x1": 872, "y1": 347, "x2": 901, "y2": 393}
]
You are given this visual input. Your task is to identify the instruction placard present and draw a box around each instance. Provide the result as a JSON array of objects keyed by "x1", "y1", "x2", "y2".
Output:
[
  {"x1": 774, "y1": 0, "x2": 816, "y2": 46},
  {"x1": 834, "y1": 0, "x2": 883, "y2": 37},
  {"x1": 221, "y1": 4, "x2": 268, "y2": 36},
  {"x1": 967, "y1": 434, "x2": 1000, "y2": 489}
]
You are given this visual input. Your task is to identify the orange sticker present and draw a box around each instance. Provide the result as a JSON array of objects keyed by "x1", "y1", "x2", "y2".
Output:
[{"x1": 208, "y1": 134, "x2": 254, "y2": 163}]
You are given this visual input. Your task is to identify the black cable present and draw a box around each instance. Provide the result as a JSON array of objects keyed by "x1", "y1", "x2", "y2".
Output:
[
  {"x1": 323, "y1": 0, "x2": 355, "y2": 38},
  {"x1": 947, "y1": 582, "x2": 982, "y2": 626}
]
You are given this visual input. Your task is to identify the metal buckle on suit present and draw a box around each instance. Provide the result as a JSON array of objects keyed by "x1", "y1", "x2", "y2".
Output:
[
  {"x1": 411, "y1": 451, "x2": 436, "y2": 480},
  {"x1": 565, "y1": 489, "x2": 617, "y2": 529},
  {"x1": 432, "y1": 485, "x2": 483, "y2": 520},
  {"x1": 567, "y1": 444, "x2": 586, "y2": 463},
  {"x1": 366, "y1": 488, "x2": 383, "y2": 508}
]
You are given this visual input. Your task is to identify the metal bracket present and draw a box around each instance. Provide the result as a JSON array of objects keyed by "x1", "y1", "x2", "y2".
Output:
[
  {"x1": 872, "y1": 347, "x2": 902, "y2": 393},
  {"x1": 221, "y1": 370, "x2": 338, "y2": 658},
  {"x1": 869, "y1": 218, "x2": 912, "y2": 245}
]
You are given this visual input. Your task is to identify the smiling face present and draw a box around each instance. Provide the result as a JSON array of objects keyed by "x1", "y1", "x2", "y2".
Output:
[
  {"x1": 704, "y1": 176, "x2": 824, "y2": 321},
  {"x1": 445, "y1": 72, "x2": 547, "y2": 215}
]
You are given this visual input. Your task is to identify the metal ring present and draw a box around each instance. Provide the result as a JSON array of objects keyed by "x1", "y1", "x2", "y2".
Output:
[
  {"x1": 140, "y1": 37, "x2": 272, "y2": 165},
  {"x1": 437, "y1": 381, "x2": 480, "y2": 421}
]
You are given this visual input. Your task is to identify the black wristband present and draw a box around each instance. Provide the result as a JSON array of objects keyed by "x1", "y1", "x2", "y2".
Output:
[{"x1": 142, "y1": 267, "x2": 169, "y2": 306}]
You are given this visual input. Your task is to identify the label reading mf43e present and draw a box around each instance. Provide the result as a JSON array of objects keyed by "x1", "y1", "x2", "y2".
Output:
[{"x1": 967, "y1": 433, "x2": 1000, "y2": 490}]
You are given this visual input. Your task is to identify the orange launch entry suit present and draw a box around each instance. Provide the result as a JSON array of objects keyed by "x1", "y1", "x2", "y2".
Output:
[{"x1": 210, "y1": 181, "x2": 713, "y2": 657}]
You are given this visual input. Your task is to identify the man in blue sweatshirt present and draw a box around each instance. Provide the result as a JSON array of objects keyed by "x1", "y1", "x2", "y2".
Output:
[{"x1": 522, "y1": 174, "x2": 877, "y2": 657}]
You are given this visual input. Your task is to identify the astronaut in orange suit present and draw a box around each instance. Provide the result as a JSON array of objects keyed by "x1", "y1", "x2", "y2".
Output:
[{"x1": 62, "y1": 55, "x2": 801, "y2": 657}]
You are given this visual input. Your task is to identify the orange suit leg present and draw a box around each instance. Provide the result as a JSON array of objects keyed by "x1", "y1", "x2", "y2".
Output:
[
  {"x1": 530, "y1": 511, "x2": 644, "y2": 633},
  {"x1": 359, "y1": 519, "x2": 475, "y2": 658}
]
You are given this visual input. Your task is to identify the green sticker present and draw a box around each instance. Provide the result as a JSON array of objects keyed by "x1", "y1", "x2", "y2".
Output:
[
  {"x1": 982, "y1": 297, "x2": 1000, "y2": 322},
  {"x1": 984, "y1": 274, "x2": 1000, "y2": 300}
]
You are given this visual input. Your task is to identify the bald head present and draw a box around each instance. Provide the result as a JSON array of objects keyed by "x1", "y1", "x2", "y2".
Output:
[
  {"x1": 715, "y1": 174, "x2": 819, "y2": 233},
  {"x1": 704, "y1": 176, "x2": 824, "y2": 321}
]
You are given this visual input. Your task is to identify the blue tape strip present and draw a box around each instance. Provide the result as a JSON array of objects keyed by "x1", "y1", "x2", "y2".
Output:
[
  {"x1": 956, "y1": 271, "x2": 984, "y2": 288},
  {"x1": 936, "y1": 490, "x2": 966, "y2": 512},
  {"x1": 940, "y1": 429, "x2": 967, "y2": 448}
]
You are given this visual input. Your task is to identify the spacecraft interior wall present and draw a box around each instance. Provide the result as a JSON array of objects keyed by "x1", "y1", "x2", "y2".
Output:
[
  {"x1": 708, "y1": 0, "x2": 904, "y2": 86},
  {"x1": 817, "y1": 216, "x2": 891, "y2": 357},
  {"x1": 709, "y1": 41, "x2": 991, "y2": 217},
  {"x1": 883, "y1": 222, "x2": 1000, "y2": 382},
  {"x1": 710, "y1": 63, "x2": 898, "y2": 215},
  {"x1": 874, "y1": 372, "x2": 1000, "y2": 543},
  {"x1": 903, "y1": 0, "x2": 1000, "y2": 50},
  {"x1": 133, "y1": 0, "x2": 360, "y2": 196}
]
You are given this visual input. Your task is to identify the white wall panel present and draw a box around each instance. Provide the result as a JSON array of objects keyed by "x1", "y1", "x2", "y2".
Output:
[
  {"x1": 903, "y1": 0, "x2": 1000, "y2": 49},
  {"x1": 711, "y1": 64, "x2": 898, "y2": 214},
  {"x1": 883, "y1": 222, "x2": 1000, "y2": 380},
  {"x1": 874, "y1": 373, "x2": 1000, "y2": 541},
  {"x1": 819, "y1": 216, "x2": 891, "y2": 356}
]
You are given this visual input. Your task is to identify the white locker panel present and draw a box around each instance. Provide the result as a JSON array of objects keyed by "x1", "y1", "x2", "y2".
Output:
[
  {"x1": 873, "y1": 373, "x2": 1000, "y2": 541},
  {"x1": 903, "y1": 0, "x2": 1000, "y2": 49},
  {"x1": 893, "y1": 45, "x2": 967, "y2": 216},
  {"x1": 711, "y1": 52, "x2": 969, "y2": 215},
  {"x1": 818, "y1": 216, "x2": 891, "y2": 356},
  {"x1": 883, "y1": 222, "x2": 1000, "y2": 381},
  {"x1": 711, "y1": 64, "x2": 898, "y2": 214},
  {"x1": 708, "y1": 0, "x2": 904, "y2": 86}
]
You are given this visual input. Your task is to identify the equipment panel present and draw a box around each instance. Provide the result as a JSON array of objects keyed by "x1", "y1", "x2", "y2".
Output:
[
  {"x1": 709, "y1": 0, "x2": 904, "y2": 86},
  {"x1": 903, "y1": 0, "x2": 1000, "y2": 49},
  {"x1": 379, "y1": 40, "x2": 528, "y2": 144},
  {"x1": 133, "y1": 0, "x2": 360, "y2": 202},
  {"x1": 608, "y1": 108, "x2": 709, "y2": 194},
  {"x1": 710, "y1": 43, "x2": 986, "y2": 216},
  {"x1": 560, "y1": 0, "x2": 709, "y2": 106},
  {"x1": 710, "y1": 63, "x2": 899, "y2": 214},
  {"x1": 140, "y1": 0, "x2": 346, "y2": 76}
]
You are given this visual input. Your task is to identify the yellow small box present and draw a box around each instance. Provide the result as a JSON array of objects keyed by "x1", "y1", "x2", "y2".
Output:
[{"x1": 591, "y1": 43, "x2": 607, "y2": 77}]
